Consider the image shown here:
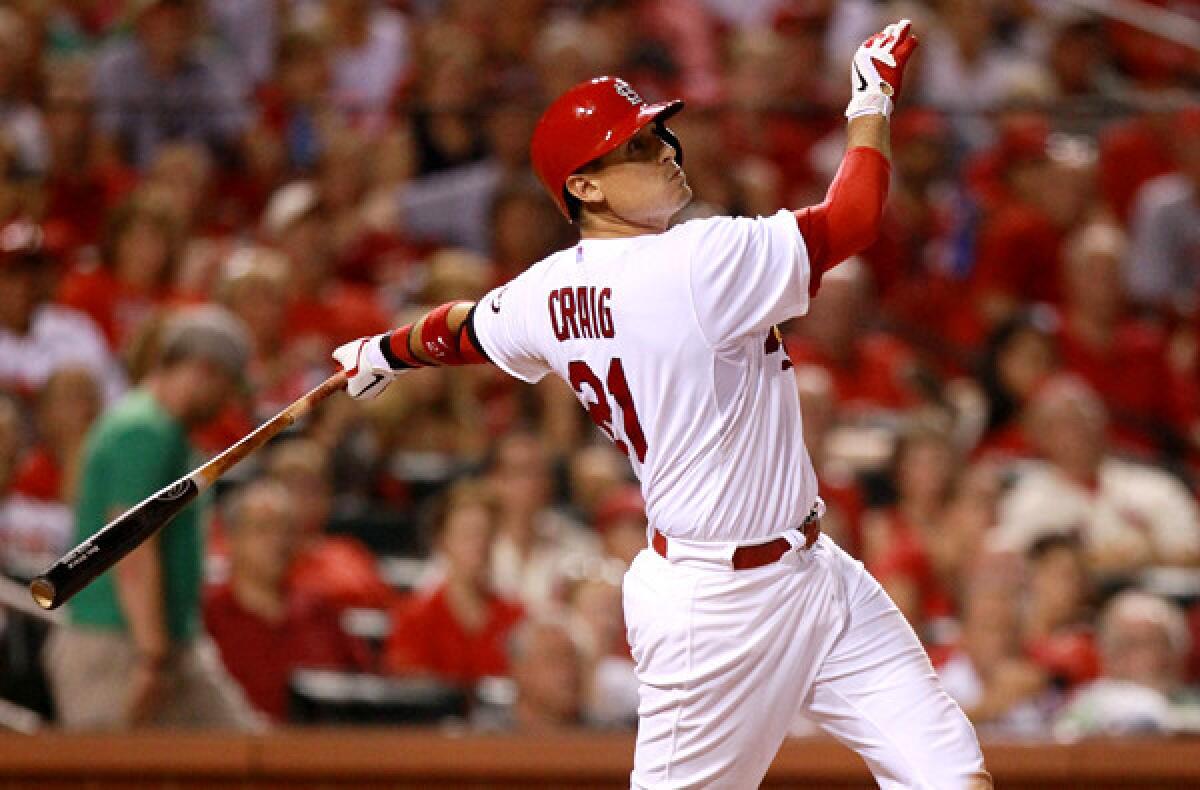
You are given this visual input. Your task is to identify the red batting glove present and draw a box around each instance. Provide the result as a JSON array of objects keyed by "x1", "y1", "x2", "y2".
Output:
[{"x1": 846, "y1": 19, "x2": 919, "y2": 119}]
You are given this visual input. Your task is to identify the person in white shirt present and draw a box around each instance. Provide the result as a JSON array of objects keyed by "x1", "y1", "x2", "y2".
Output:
[
  {"x1": 992, "y1": 374, "x2": 1200, "y2": 574},
  {"x1": 334, "y1": 20, "x2": 990, "y2": 790}
]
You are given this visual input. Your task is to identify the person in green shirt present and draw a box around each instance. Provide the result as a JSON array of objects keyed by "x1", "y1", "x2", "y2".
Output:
[{"x1": 44, "y1": 306, "x2": 260, "y2": 730}]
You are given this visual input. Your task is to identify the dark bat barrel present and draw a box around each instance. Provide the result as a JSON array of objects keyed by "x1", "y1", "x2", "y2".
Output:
[{"x1": 29, "y1": 477, "x2": 200, "y2": 610}]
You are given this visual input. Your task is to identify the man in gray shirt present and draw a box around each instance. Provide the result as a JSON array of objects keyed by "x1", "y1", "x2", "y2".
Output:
[
  {"x1": 1126, "y1": 109, "x2": 1200, "y2": 313},
  {"x1": 93, "y1": 0, "x2": 248, "y2": 170}
]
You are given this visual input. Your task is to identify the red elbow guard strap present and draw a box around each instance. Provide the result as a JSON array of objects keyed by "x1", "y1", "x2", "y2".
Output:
[{"x1": 383, "y1": 301, "x2": 489, "y2": 369}]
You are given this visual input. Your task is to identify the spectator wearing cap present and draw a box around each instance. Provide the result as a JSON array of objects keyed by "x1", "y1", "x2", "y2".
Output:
[
  {"x1": 92, "y1": 0, "x2": 249, "y2": 170},
  {"x1": 384, "y1": 480, "x2": 525, "y2": 688},
  {"x1": 204, "y1": 479, "x2": 370, "y2": 722},
  {"x1": 1055, "y1": 222, "x2": 1189, "y2": 456},
  {"x1": 991, "y1": 375, "x2": 1200, "y2": 576},
  {"x1": 0, "y1": 219, "x2": 125, "y2": 404},
  {"x1": 44, "y1": 305, "x2": 260, "y2": 731},
  {"x1": 1126, "y1": 109, "x2": 1200, "y2": 314},
  {"x1": 1055, "y1": 590, "x2": 1200, "y2": 737}
]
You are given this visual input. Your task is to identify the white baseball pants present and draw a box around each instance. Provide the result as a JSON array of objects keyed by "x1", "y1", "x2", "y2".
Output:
[{"x1": 623, "y1": 533, "x2": 986, "y2": 789}]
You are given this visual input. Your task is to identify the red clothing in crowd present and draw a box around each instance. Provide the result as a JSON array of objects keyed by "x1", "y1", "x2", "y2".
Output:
[
  {"x1": 284, "y1": 285, "x2": 390, "y2": 348},
  {"x1": 57, "y1": 265, "x2": 176, "y2": 350},
  {"x1": 785, "y1": 332, "x2": 920, "y2": 414},
  {"x1": 204, "y1": 585, "x2": 370, "y2": 720},
  {"x1": 11, "y1": 446, "x2": 62, "y2": 501},
  {"x1": 1057, "y1": 320, "x2": 1191, "y2": 453},
  {"x1": 1098, "y1": 117, "x2": 1177, "y2": 222},
  {"x1": 1024, "y1": 627, "x2": 1100, "y2": 690},
  {"x1": 384, "y1": 583, "x2": 525, "y2": 687},
  {"x1": 971, "y1": 203, "x2": 1065, "y2": 309},
  {"x1": 865, "y1": 509, "x2": 955, "y2": 631},
  {"x1": 288, "y1": 536, "x2": 396, "y2": 612}
]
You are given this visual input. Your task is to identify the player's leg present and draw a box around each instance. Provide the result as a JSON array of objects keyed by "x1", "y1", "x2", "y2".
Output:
[
  {"x1": 624, "y1": 546, "x2": 846, "y2": 789},
  {"x1": 800, "y1": 537, "x2": 991, "y2": 790}
]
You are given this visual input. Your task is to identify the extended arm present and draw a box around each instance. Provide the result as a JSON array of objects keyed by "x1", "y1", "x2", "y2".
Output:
[
  {"x1": 332, "y1": 301, "x2": 491, "y2": 399},
  {"x1": 796, "y1": 20, "x2": 917, "y2": 293}
]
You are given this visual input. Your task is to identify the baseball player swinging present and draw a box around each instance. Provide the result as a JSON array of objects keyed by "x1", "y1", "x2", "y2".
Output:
[{"x1": 335, "y1": 19, "x2": 990, "y2": 790}]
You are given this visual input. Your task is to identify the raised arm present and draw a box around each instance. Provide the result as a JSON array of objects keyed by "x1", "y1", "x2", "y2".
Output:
[
  {"x1": 796, "y1": 20, "x2": 917, "y2": 295},
  {"x1": 332, "y1": 301, "x2": 491, "y2": 399}
]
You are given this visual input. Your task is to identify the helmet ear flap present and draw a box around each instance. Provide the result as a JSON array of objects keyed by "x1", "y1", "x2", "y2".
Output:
[{"x1": 653, "y1": 121, "x2": 684, "y2": 167}]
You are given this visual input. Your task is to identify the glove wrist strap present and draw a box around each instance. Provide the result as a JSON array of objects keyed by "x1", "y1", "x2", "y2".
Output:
[{"x1": 845, "y1": 92, "x2": 893, "y2": 119}]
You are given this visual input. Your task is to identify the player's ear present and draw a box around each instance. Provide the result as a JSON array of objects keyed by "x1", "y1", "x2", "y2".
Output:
[{"x1": 565, "y1": 173, "x2": 606, "y2": 209}]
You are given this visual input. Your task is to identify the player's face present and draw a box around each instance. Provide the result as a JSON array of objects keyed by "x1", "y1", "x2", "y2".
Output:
[{"x1": 578, "y1": 125, "x2": 692, "y2": 231}]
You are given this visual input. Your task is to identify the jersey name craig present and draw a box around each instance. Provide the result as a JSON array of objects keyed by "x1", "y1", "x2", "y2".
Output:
[{"x1": 548, "y1": 286, "x2": 616, "y2": 341}]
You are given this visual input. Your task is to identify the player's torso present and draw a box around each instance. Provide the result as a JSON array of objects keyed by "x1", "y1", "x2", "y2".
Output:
[{"x1": 514, "y1": 231, "x2": 817, "y2": 543}]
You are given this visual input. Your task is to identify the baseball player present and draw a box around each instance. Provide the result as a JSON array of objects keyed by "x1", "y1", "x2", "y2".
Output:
[{"x1": 335, "y1": 20, "x2": 990, "y2": 790}]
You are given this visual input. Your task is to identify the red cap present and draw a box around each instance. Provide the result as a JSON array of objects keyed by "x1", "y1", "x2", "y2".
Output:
[{"x1": 531, "y1": 76, "x2": 683, "y2": 218}]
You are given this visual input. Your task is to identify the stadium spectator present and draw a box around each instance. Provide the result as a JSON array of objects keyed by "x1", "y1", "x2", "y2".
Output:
[
  {"x1": 384, "y1": 480, "x2": 524, "y2": 687},
  {"x1": 92, "y1": 0, "x2": 250, "y2": 170},
  {"x1": 591, "y1": 484, "x2": 648, "y2": 568},
  {"x1": 43, "y1": 306, "x2": 259, "y2": 730},
  {"x1": 0, "y1": 219, "x2": 125, "y2": 404},
  {"x1": 938, "y1": 575, "x2": 1051, "y2": 736},
  {"x1": 973, "y1": 310, "x2": 1058, "y2": 460},
  {"x1": 784, "y1": 261, "x2": 925, "y2": 417},
  {"x1": 507, "y1": 617, "x2": 586, "y2": 732},
  {"x1": 0, "y1": 7, "x2": 48, "y2": 178},
  {"x1": 322, "y1": 0, "x2": 411, "y2": 132},
  {"x1": 566, "y1": 569, "x2": 638, "y2": 729},
  {"x1": 1055, "y1": 221, "x2": 1187, "y2": 455},
  {"x1": 792, "y1": 364, "x2": 864, "y2": 554},
  {"x1": 58, "y1": 195, "x2": 183, "y2": 350},
  {"x1": 1056, "y1": 591, "x2": 1200, "y2": 737},
  {"x1": 1021, "y1": 533, "x2": 1100, "y2": 692},
  {"x1": 566, "y1": 443, "x2": 630, "y2": 527},
  {"x1": 992, "y1": 376, "x2": 1200, "y2": 575},
  {"x1": 2, "y1": 367, "x2": 101, "y2": 582},
  {"x1": 1125, "y1": 109, "x2": 1200, "y2": 314},
  {"x1": 486, "y1": 431, "x2": 601, "y2": 614},
  {"x1": 861, "y1": 420, "x2": 958, "y2": 640},
  {"x1": 254, "y1": 28, "x2": 334, "y2": 175},
  {"x1": 267, "y1": 437, "x2": 394, "y2": 612},
  {"x1": 205, "y1": 479, "x2": 369, "y2": 721}
]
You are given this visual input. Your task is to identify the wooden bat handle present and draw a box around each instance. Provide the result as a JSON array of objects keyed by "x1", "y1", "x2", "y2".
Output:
[
  {"x1": 30, "y1": 370, "x2": 349, "y2": 610},
  {"x1": 192, "y1": 370, "x2": 348, "y2": 491}
]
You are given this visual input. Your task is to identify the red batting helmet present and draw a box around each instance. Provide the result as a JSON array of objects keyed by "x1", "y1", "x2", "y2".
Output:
[{"x1": 531, "y1": 76, "x2": 684, "y2": 220}]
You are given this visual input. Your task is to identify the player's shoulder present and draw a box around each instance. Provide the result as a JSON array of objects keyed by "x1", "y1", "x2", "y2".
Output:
[{"x1": 670, "y1": 209, "x2": 797, "y2": 244}]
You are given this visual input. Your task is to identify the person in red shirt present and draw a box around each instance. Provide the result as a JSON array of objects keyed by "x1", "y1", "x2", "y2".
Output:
[
  {"x1": 57, "y1": 195, "x2": 182, "y2": 351},
  {"x1": 1021, "y1": 533, "x2": 1099, "y2": 692},
  {"x1": 266, "y1": 438, "x2": 394, "y2": 612},
  {"x1": 1055, "y1": 222, "x2": 1188, "y2": 455},
  {"x1": 205, "y1": 479, "x2": 369, "y2": 722},
  {"x1": 784, "y1": 261, "x2": 925, "y2": 416},
  {"x1": 384, "y1": 480, "x2": 525, "y2": 687}
]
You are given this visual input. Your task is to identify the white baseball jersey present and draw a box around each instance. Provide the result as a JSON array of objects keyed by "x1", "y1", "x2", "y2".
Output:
[{"x1": 472, "y1": 209, "x2": 819, "y2": 543}]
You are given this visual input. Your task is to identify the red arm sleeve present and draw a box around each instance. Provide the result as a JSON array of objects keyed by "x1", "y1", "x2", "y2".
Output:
[{"x1": 794, "y1": 146, "x2": 890, "y2": 297}]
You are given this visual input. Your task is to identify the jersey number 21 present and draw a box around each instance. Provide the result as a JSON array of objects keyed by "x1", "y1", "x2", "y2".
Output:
[{"x1": 568, "y1": 358, "x2": 648, "y2": 463}]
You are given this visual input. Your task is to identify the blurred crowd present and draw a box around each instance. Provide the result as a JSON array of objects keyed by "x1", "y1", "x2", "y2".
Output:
[{"x1": 0, "y1": 0, "x2": 1198, "y2": 738}]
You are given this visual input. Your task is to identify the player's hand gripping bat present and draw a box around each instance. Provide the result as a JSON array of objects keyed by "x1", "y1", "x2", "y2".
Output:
[{"x1": 29, "y1": 371, "x2": 349, "y2": 610}]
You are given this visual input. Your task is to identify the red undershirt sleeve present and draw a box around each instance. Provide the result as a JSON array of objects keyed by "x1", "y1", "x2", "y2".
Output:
[{"x1": 794, "y1": 146, "x2": 890, "y2": 297}]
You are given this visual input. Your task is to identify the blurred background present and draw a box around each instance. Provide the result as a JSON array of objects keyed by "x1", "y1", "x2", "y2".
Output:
[{"x1": 0, "y1": 0, "x2": 1198, "y2": 782}]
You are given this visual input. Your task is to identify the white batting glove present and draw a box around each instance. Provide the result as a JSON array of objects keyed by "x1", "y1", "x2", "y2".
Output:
[
  {"x1": 332, "y1": 334, "x2": 407, "y2": 400},
  {"x1": 845, "y1": 19, "x2": 919, "y2": 120}
]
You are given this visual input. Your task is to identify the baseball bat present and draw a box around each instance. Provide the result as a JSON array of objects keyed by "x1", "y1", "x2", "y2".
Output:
[{"x1": 29, "y1": 370, "x2": 348, "y2": 611}]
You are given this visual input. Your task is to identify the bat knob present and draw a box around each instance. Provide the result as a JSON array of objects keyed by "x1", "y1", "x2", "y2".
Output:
[{"x1": 30, "y1": 578, "x2": 57, "y2": 610}]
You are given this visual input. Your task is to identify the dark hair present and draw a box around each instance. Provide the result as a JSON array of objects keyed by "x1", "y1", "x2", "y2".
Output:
[
  {"x1": 977, "y1": 309, "x2": 1057, "y2": 433},
  {"x1": 1027, "y1": 531, "x2": 1083, "y2": 562},
  {"x1": 423, "y1": 479, "x2": 498, "y2": 547}
]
